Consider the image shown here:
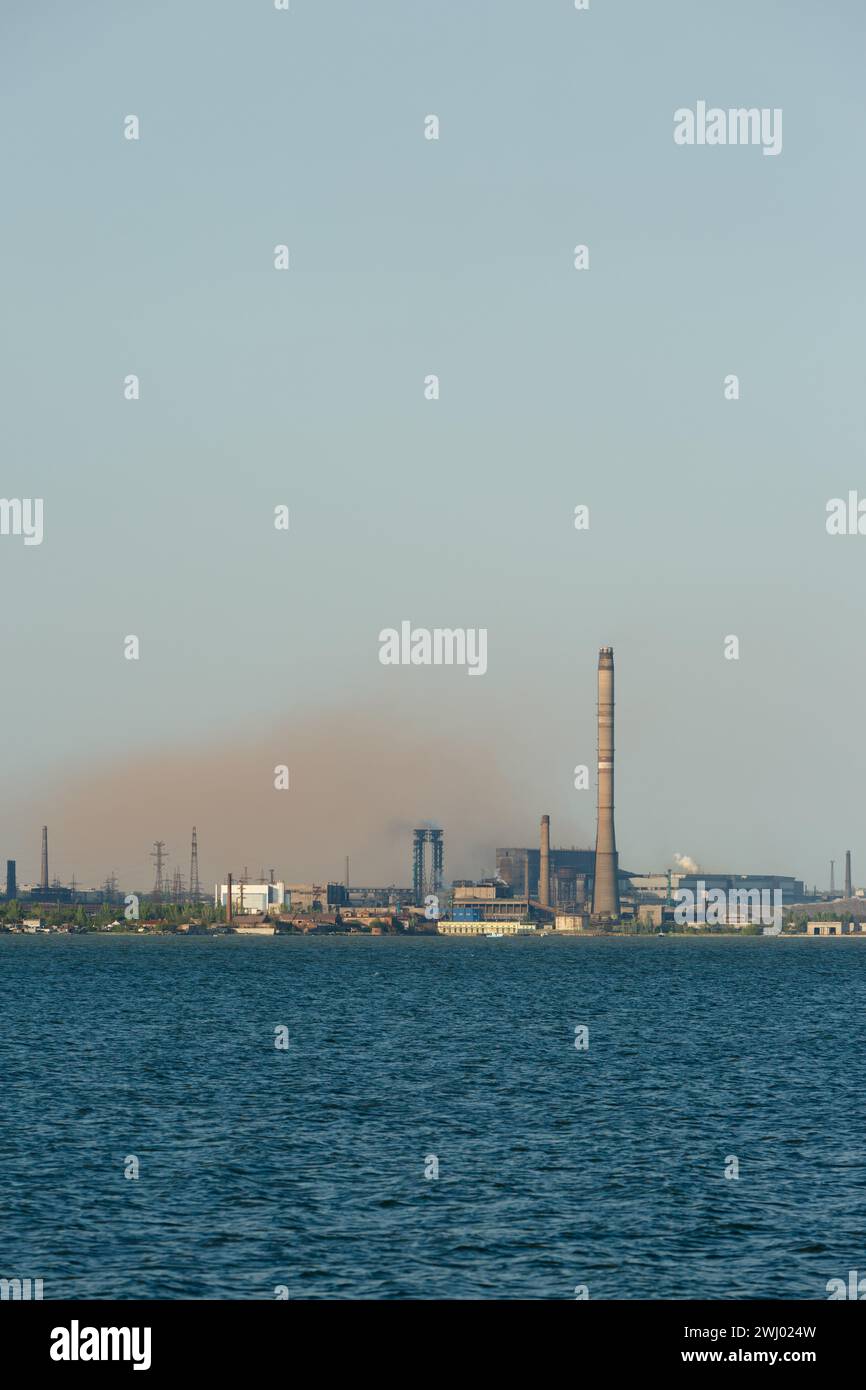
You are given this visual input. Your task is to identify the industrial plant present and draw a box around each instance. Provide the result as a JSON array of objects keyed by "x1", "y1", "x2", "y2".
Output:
[{"x1": 1, "y1": 647, "x2": 859, "y2": 936}]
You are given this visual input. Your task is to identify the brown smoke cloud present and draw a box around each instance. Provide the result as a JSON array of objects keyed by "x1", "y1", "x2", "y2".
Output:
[{"x1": 17, "y1": 700, "x2": 528, "y2": 892}]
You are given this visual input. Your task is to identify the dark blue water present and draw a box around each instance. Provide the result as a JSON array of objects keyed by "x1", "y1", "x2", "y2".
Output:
[{"x1": 1, "y1": 934, "x2": 864, "y2": 1299}]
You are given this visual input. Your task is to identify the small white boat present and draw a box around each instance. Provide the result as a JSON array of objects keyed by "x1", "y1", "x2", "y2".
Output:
[{"x1": 485, "y1": 930, "x2": 504, "y2": 939}]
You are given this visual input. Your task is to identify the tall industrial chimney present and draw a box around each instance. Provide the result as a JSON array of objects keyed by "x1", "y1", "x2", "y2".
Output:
[
  {"x1": 845, "y1": 850, "x2": 852, "y2": 899},
  {"x1": 592, "y1": 647, "x2": 620, "y2": 917},
  {"x1": 539, "y1": 815, "x2": 551, "y2": 907},
  {"x1": 226, "y1": 872, "x2": 233, "y2": 923},
  {"x1": 40, "y1": 826, "x2": 49, "y2": 890}
]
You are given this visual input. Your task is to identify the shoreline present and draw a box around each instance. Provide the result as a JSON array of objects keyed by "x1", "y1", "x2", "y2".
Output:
[{"x1": 0, "y1": 928, "x2": 852, "y2": 941}]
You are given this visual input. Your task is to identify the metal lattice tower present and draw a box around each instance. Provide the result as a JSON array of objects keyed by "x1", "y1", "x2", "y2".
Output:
[
  {"x1": 189, "y1": 827, "x2": 201, "y2": 901},
  {"x1": 413, "y1": 830, "x2": 426, "y2": 905},
  {"x1": 151, "y1": 841, "x2": 167, "y2": 899},
  {"x1": 412, "y1": 828, "x2": 444, "y2": 905},
  {"x1": 429, "y1": 829, "x2": 444, "y2": 895}
]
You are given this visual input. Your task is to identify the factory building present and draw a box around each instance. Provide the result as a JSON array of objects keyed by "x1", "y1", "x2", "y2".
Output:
[
  {"x1": 284, "y1": 882, "x2": 348, "y2": 912},
  {"x1": 677, "y1": 874, "x2": 804, "y2": 907},
  {"x1": 347, "y1": 886, "x2": 414, "y2": 909},
  {"x1": 629, "y1": 873, "x2": 684, "y2": 897},
  {"x1": 496, "y1": 847, "x2": 594, "y2": 905},
  {"x1": 449, "y1": 882, "x2": 538, "y2": 924},
  {"x1": 553, "y1": 913, "x2": 591, "y2": 933},
  {"x1": 496, "y1": 846, "x2": 633, "y2": 909},
  {"x1": 216, "y1": 880, "x2": 287, "y2": 914}
]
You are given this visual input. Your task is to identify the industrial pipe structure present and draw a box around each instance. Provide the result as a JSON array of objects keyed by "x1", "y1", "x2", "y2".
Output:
[
  {"x1": 592, "y1": 647, "x2": 620, "y2": 917},
  {"x1": 845, "y1": 850, "x2": 852, "y2": 899},
  {"x1": 539, "y1": 815, "x2": 551, "y2": 907}
]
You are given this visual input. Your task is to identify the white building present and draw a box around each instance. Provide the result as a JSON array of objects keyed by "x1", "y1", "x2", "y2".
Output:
[
  {"x1": 215, "y1": 881, "x2": 286, "y2": 914},
  {"x1": 629, "y1": 873, "x2": 683, "y2": 895},
  {"x1": 437, "y1": 919, "x2": 534, "y2": 936}
]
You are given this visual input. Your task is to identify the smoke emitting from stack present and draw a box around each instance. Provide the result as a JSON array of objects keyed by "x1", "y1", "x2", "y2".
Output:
[{"x1": 592, "y1": 646, "x2": 620, "y2": 917}]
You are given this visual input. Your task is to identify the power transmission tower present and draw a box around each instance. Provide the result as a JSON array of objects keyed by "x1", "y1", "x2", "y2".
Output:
[
  {"x1": 151, "y1": 841, "x2": 167, "y2": 900},
  {"x1": 189, "y1": 827, "x2": 201, "y2": 902}
]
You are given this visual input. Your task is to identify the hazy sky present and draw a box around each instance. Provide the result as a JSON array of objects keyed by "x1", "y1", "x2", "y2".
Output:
[{"x1": 2, "y1": 1, "x2": 864, "y2": 891}]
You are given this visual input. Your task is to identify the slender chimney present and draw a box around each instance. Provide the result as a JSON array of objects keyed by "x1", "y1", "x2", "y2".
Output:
[
  {"x1": 539, "y1": 816, "x2": 550, "y2": 907},
  {"x1": 40, "y1": 826, "x2": 49, "y2": 890},
  {"x1": 845, "y1": 850, "x2": 852, "y2": 899},
  {"x1": 592, "y1": 647, "x2": 620, "y2": 917},
  {"x1": 226, "y1": 872, "x2": 233, "y2": 922}
]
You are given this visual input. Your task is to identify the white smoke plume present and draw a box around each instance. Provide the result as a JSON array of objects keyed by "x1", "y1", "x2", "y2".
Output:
[{"x1": 673, "y1": 852, "x2": 699, "y2": 874}]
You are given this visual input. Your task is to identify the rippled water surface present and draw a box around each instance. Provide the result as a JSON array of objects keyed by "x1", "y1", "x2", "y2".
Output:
[{"x1": 1, "y1": 933, "x2": 864, "y2": 1299}]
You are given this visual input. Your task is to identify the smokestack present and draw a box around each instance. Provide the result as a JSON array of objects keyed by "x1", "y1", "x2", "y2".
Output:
[
  {"x1": 592, "y1": 647, "x2": 620, "y2": 917},
  {"x1": 226, "y1": 872, "x2": 233, "y2": 922},
  {"x1": 539, "y1": 816, "x2": 550, "y2": 907},
  {"x1": 845, "y1": 850, "x2": 852, "y2": 899},
  {"x1": 40, "y1": 826, "x2": 48, "y2": 890}
]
